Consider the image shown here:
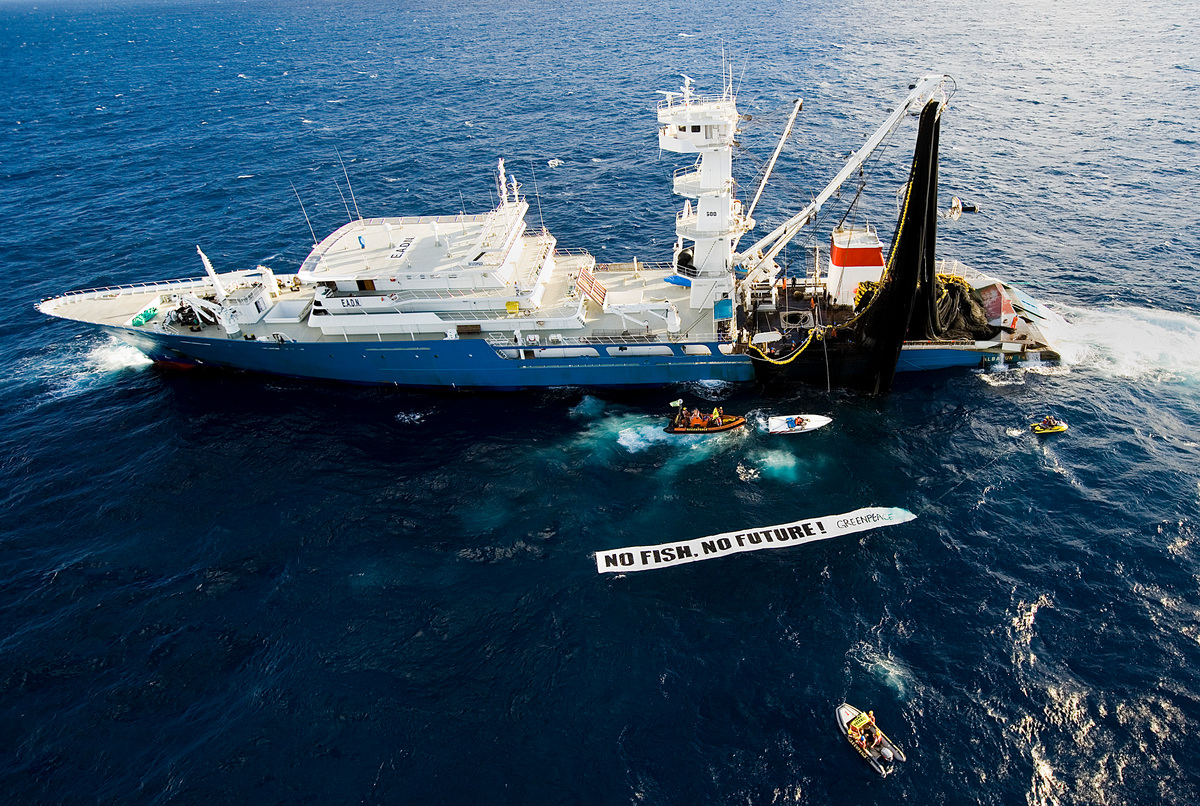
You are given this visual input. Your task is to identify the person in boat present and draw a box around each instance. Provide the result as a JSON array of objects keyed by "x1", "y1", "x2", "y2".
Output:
[
  {"x1": 711, "y1": 407, "x2": 722, "y2": 426},
  {"x1": 1041, "y1": 415, "x2": 1059, "y2": 428},
  {"x1": 673, "y1": 405, "x2": 688, "y2": 428},
  {"x1": 689, "y1": 409, "x2": 706, "y2": 428}
]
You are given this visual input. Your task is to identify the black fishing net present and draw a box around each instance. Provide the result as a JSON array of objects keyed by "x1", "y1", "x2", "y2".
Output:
[{"x1": 908, "y1": 276, "x2": 999, "y2": 341}]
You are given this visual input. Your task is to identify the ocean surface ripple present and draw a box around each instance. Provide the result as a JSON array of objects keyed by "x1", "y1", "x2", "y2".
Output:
[{"x1": 2, "y1": 1, "x2": 1199, "y2": 803}]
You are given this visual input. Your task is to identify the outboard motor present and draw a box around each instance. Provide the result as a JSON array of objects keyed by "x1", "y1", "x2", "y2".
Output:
[{"x1": 880, "y1": 746, "x2": 894, "y2": 763}]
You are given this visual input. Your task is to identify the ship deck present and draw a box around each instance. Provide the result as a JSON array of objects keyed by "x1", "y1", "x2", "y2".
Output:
[{"x1": 39, "y1": 255, "x2": 727, "y2": 347}]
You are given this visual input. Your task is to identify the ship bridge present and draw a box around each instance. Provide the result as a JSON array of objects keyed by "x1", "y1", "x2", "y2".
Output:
[{"x1": 296, "y1": 201, "x2": 531, "y2": 296}]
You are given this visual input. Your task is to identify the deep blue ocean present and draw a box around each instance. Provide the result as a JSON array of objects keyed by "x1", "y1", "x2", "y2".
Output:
[{"x1": 3, "y1": 1, "x2": 1199, "y2": 803}]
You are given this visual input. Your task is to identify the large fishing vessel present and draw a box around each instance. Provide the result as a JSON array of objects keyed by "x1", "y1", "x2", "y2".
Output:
[{"x1": 37, "y1": 71, "x2": 1062, "y2": 392}]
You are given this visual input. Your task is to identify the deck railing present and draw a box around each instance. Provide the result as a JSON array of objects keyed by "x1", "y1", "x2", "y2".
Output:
[{"x1": 43, "y1": 276, "x2": 212, "y2": 302}]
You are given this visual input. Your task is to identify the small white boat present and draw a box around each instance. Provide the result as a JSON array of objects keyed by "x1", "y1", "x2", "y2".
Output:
[{"x1": 768, "y1": 414, "x2": 831, "y2": 434}]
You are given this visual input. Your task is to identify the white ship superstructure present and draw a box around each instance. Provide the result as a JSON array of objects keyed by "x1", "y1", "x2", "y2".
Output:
[
  {"x1": 37, "y1": 116, "x2": 751, "y2": 389},
  {"x1": 657, "y1": 74, "x2": 750, "y2": 311}
]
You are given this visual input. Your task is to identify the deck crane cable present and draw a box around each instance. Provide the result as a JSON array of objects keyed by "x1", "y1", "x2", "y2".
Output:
[
  {"x1": 741, "y1": 80, "x2": 951, "y2": 366},
  {"x1": 744, "y1": 155, "x2": 918, "y2": 366}
]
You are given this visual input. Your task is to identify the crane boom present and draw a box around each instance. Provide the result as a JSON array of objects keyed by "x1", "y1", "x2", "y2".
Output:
[
  {"x1": 735, "y1": 75, "x2": 950, "y2": 286},
  {"x1": 743, "y1": 97, "x2": 803, "y2": 228}
]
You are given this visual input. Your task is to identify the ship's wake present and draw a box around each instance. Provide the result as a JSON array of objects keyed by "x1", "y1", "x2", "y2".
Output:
[
  {"x1": 977, "y1": 304, "x2": 1200, "y2": 387},
  {"x1": 1054, "y1": 303, "x2": 1200, "y2": 382}
]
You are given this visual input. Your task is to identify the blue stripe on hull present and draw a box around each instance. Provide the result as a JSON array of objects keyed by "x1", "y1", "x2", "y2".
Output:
[
  {"x1": 895, "y1": 348, "x2": 991, "y2": 372},
  {"x1": 108, "y1": 327, "x2": 1004, "y2": 387},
  {"x1": 110, "y1": 328, "x2": 757, "y2": 389}
]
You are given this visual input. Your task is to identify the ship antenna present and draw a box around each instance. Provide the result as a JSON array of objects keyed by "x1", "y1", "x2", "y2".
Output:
[
  {"x1": 290, "y1": 181, "x2": 318, "y2": 246},
  {"x1": 722, "y1": 45, "x2": 730, "y2": 96},
  {"x1": 527, "y1": 159, "x2": 546, "y2": 232},
  {"x1": 334, "y1": 177, "x2": 353, "y2": 224},
  {"x1": 335, "y1": 145, "x2": 362, "y2": 221}
]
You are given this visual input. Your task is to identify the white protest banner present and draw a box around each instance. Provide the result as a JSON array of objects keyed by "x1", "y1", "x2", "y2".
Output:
[{"x1": 595, "y1": 506, "x2": 915, "y2": 574}]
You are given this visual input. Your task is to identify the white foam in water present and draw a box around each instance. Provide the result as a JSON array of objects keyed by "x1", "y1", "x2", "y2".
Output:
[
  {"x1": 568, "y1": 395, "x2": 606, "y2": 420},
  {"x1": 88, "y1": 341, "x2": 153, "y2": 372},
  {"x1": 612, "y1": 416, "x2": 745, "y2": 483},
  {"x1": 974, "y1": 304, "x2": 1200, "y2": 387},
  {"x1": 870, "y1": 656, "x2": 914, "y2": 698},
  {"x1": 1022, "y1": 360, "x2": 1070, "y2": 377},
  {"x1": 735, "y1": 462, "x2": 759, "y2": 481},
  {"x1": 22, "y1": 337, "x2": 152, "y2": 406},
  {"x1": 976, "y1": 365, "x2": 1027, "y2": 386},
  {"x1": 616, "y1": 423, "x2": 675, "y2": 452},
  {"x1": 1055, "y1": 304, "x2": 1200, "y2": 382},
  {"x1": 747, "y1": 409, "x2": 772, "y2": 432},
  {"x1": 747, "y1": 449, "x2": 801, "y2": 482},
  {"x1": 849, "y1": 641, "x2": 917, "y2": 698}
]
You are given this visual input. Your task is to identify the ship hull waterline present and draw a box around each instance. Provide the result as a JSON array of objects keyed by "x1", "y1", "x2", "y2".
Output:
[
  {"x1": 100, "y1": 323, "x2": 1024, "y2": 391},
  {"x1": 107, "y1": 326, "x2": 757, "y2": 390}
]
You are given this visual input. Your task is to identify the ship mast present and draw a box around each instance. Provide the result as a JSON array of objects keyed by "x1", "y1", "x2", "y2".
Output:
[{"x1": 656, "y1": 73, "x2": 750, "y2": 310}]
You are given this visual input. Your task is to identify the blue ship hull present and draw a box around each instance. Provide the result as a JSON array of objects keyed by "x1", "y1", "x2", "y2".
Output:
[
  {"x1": 111, "y1": 327, "x2": 757, "y2": 389},
  {"x1": 112, "y1": 324, "x2": 1013, "y2": 390}
]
